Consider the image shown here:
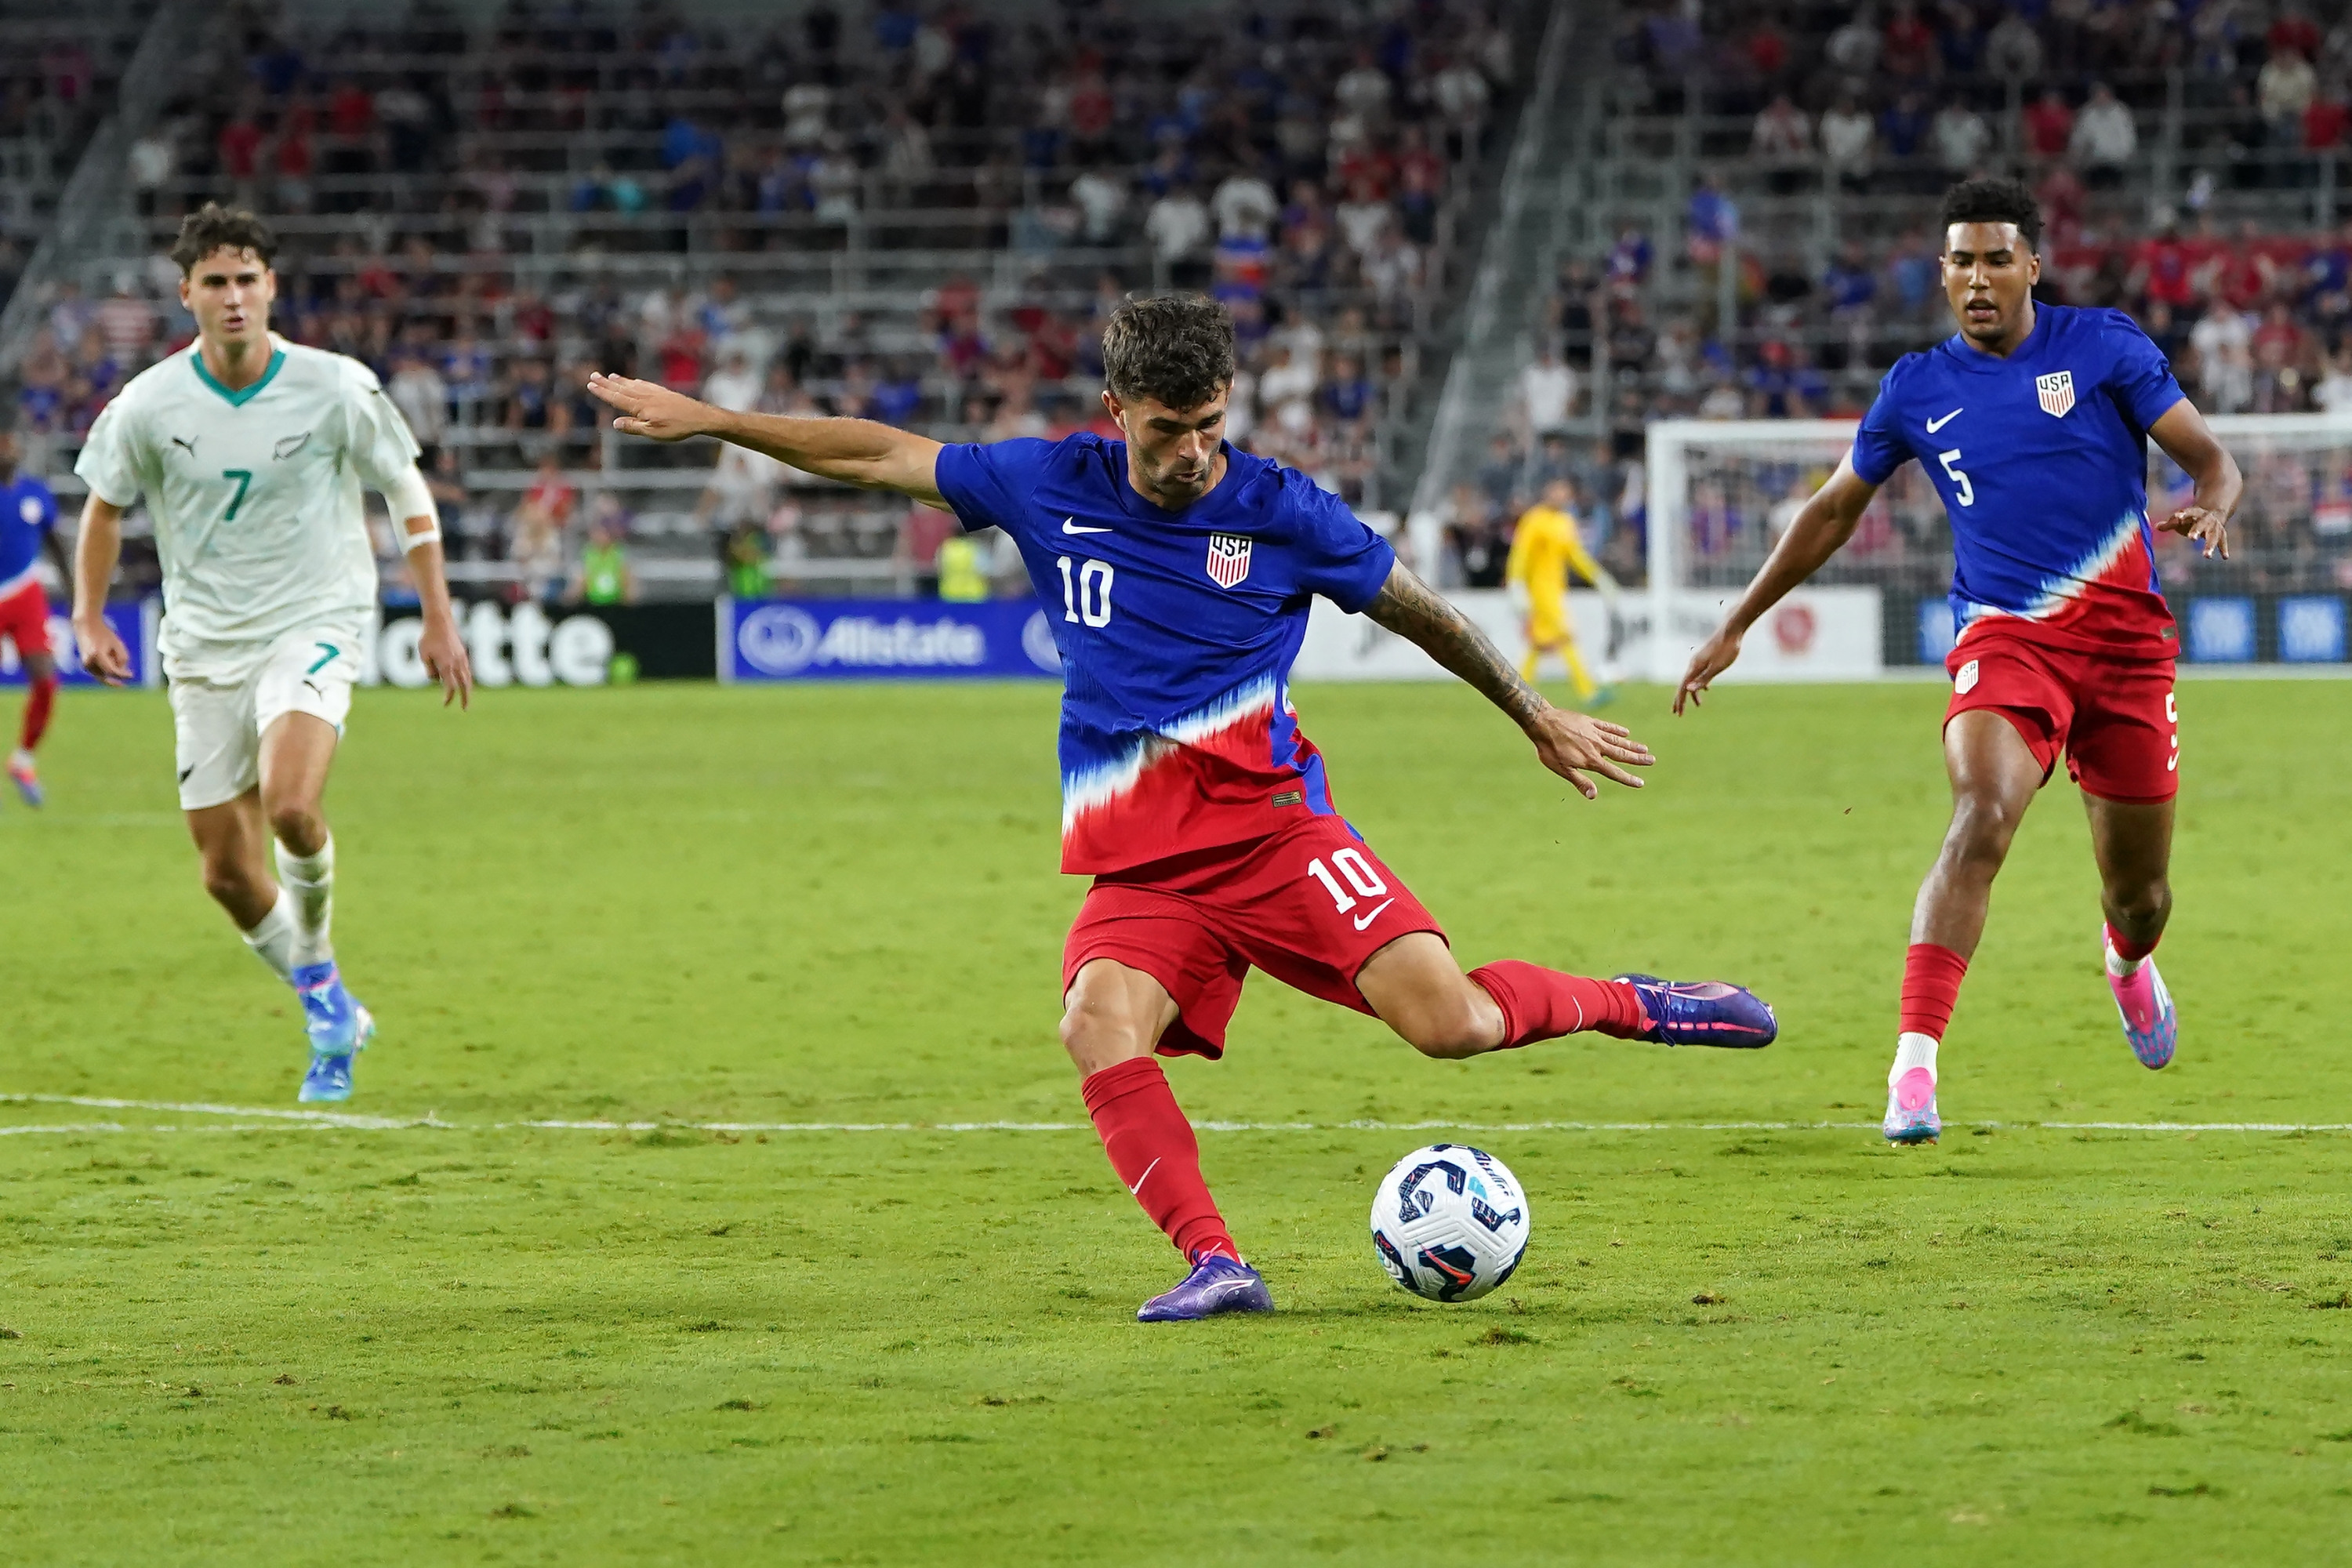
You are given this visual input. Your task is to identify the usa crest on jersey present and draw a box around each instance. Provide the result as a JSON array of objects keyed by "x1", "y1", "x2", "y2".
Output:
[
  {"x1": 2036, "y1": 370, "x2": 2074, "y2": 418},
  {"x1": 1206, "y1": 532, "x2": 1252, "y2": 589}
]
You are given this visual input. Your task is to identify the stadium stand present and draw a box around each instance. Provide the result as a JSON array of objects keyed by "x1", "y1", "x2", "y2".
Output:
[
  {"x1": 9, "y1": 0, "x2": 1537, "y2": 603},
  {"x1": 0, "y1": 2, "x2": 162, "y2": 311}
]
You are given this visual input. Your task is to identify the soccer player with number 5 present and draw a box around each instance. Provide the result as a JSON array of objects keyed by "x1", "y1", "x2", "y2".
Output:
[
  {"x1": 1677, "y1": 180, "x2": 2244, "y2": 1144},
  {"x1": 70, "y1": 205, "x2": 474, "y2": 1104},
  {"x1": 590, "y1": 293, "x2": 1776, "y2": 1322}
]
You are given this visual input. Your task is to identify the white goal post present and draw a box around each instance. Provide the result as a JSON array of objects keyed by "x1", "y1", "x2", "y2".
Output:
[{"x1": 1643, "y1": 412, "x2": 2352, "y2": 681}]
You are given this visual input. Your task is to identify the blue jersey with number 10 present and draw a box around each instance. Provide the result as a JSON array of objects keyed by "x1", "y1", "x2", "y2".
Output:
[
  {"x1": 935, "y1": 434, "x2": 1396, "y2": 875},
  {"x1": 1850, "y1": 303, "x2": 2189, "y2": 659}
]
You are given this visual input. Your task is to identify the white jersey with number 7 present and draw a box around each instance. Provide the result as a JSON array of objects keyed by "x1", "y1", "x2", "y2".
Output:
[{"x1": 74, "y1": 336, "x2": 421, "y2": 667}]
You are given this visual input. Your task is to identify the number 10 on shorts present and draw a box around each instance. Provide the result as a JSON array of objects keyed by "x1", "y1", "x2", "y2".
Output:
[{"x1": 1306, "y1": 848, "x2": 1387, "y2": 912}]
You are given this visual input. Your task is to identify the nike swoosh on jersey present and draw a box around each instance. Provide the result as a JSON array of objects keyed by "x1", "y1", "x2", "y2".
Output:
[
  {"x1": 1925, "y1": 408, "x2": 1964, "y2": 433},
  {"x1": 1062, "y1": 517, "x2": 1113, "y2": 534},
  {"x1": 1352, "y1": 898, "x2": 1396, "y2": 931}
]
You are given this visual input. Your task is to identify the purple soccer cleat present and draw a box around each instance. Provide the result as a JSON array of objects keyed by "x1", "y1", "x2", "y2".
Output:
[
  {"x1": 1613, "y1": 975, "x2": 1778, "y2": 1048},
  {"x1": 1136, "y1": 1254, "x2": 1276, "y2": 1323}
]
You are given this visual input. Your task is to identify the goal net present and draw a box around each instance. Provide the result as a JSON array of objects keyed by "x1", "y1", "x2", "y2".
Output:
[{"x1": 1642, "y1": 413, "x2": 2352, "y2": 680}]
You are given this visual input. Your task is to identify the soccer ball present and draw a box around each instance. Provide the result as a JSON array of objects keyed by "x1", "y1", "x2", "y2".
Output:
[{"x1": 1369, "y1": 1143, "x2": 1532, "y2": 1302}]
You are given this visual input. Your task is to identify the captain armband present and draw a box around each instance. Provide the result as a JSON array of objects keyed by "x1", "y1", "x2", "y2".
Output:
[{"x1": 385, "y1": 465, "x2": 442, "y2": 551}]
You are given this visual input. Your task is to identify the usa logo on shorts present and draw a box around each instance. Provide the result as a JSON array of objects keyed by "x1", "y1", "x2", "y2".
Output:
[
  {"x1": 1955, "y1": 658, "x2": 1980, "y2": 695},
  {"x1": 2036, "y1": 370, "x2": 2074, "y2": 418},
  {"x1": 1206, "y1": 532, "x2": 1252, "y2": 590}
]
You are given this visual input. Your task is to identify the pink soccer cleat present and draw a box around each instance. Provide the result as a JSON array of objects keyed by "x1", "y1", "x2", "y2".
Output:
[
  {"x1": 6, "y1": 752, "x2": 41, "y2": 808},
  {"x1": 2106, "y1": 932, "x2": 2176, "y2": 1070},
  {"x1": 1882, "y1": 1067, "x2": 1940, "y2": 1144}
]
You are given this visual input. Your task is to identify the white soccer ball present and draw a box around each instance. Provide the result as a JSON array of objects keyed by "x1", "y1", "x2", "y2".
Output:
[{"x1": 1369, "y1": 1143, "x2": 1532, "y2": 1302}]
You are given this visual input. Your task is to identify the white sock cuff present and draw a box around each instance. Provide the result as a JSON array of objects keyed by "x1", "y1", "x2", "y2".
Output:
[
  {"x1": 1889, "y1": 1031, "x2": 1940, "y2": 1087},
  {"x1": 277, "y1": 834, "x2": 335, "y2": 884},
  {"x1": 241, "y1": 888, "x2": 295, "y2": 944}
]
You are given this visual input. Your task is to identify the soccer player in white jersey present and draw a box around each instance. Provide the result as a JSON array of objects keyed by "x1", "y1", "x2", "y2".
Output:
[{"x1": 70, "y1": 205, "x2": 473, "y2": 1103}]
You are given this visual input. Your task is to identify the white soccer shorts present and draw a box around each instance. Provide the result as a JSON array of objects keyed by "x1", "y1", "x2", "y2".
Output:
[{"x1": 169, "y1": 626, "x2": 361, "y2": 811}]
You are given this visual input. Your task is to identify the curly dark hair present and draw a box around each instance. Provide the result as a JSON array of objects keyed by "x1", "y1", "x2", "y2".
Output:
[
  {"x1": 1101, "y1": 293, "x2": 1235, "y2": 411},
  {"x1": 169, "y1": 202, "x2": 279, "y2": 274},
  {"x1": 1938, "y1": 177, "x2": 2042, "y2": 252}
]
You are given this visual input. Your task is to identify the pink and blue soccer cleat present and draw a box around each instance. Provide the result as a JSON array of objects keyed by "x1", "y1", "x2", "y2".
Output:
[
  {"x1": 1136, "y1": 1254, "x2": 1275, "y2": 1323},
  {"x1": 1883, "y1": 1068, "x2": 1940, "y2": 1145},
  {"x1": 6, "y1": 753, "x2": 41, "y2": 808},
  {"x1": 1613, "y1": 975, "x2": 1778, "y2": 1048},
  {"x1": 2106, "y1": 932, "x2": 2176, "y2": 1070}
]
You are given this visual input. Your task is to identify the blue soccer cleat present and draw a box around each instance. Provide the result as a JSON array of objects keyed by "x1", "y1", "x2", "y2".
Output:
[
  {"x1": 1883, "y1": 1068, "x2": 1940, "y2": 1145},
  {"x1": 291, "y1": 961, "x2": 374, "y2": 1102},
  {"x1": 1613, "y1": 975, "x2": 1778, "y2": 1048},
  {"x1": 1136, "y1": 1254, "x2": 1276, "y2": 1323},
  {"x1": 299, "y1": 1049, "x2": 356, "y2": 1104},
  {"x1": 7, "y1": 753, "x2": 42, "y2": 808},
  {"x1": 2105, "y1": 933, "x2": 2177, "y2": 1070}
]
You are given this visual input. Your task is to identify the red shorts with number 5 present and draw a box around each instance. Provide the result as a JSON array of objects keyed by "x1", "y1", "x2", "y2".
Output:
[
  {"x1": 1062, "y1": 815, "x2": 1446, "y2": 1059},
  {"x1": 0, "y1": 581, "x2": 51, "y2": 659},
  {"x1": 1945, "y1": 625, "x2": 2179, "y2": 804}
]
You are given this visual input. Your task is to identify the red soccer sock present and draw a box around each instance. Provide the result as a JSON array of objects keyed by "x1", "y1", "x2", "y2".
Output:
[
  {"x1": 2106, "y1": 923, "x2": 2160, "y2": 964},
  {"x1": 1080, "y1": 1056, "x2": 1238, "y2": 1265},
  {"x1": 1900, "y1": 942, "x2": 1970, "y2": 1039},
  {"x1": 20, "y1": 674, "x2": 55, "y2": 752},
  {"x1": 1467, "y1": 960, "x2": 1648, "y2": 1047}
]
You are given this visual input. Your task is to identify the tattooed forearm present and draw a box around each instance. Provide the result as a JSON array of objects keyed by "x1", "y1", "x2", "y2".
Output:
[{"x1": 1362, "y1": 562, "x2": 1550, "y2": 729}]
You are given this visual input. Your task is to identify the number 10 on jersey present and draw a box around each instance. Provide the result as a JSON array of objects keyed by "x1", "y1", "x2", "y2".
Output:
[{"x1": 1058, "y1": 556, "x2": 1113, "y2": 626}]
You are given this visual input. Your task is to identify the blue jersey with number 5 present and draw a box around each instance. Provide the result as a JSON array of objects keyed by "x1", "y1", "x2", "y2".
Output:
[
  {"x1": 935, "y1": 434, "x2": 1395, "y2": 873},
  {"x1": 1850, "y1": 303, "x2": 2187, "y2": 658}
]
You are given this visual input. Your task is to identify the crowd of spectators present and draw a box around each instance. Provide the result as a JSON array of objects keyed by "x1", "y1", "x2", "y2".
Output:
[
  {"x1": 24, "y1": 0, "x2": 1526, "y2": 597},
  {"x1": 0, "y1": 10, "x2": 154, "y2": 310}
]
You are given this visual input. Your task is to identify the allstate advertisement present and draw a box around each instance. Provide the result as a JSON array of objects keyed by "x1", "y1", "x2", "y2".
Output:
[
  {"x1": 0, "y1": 597, "x2": 156, "y2": 687},
  {"x1": 722, "y1": 598, "x2": 1062, "y2": 682}
]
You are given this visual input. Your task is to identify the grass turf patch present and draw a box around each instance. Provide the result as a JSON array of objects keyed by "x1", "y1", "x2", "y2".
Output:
[{"x1": 3, "y1": 680, "x2": 2351, "y2": 1562}]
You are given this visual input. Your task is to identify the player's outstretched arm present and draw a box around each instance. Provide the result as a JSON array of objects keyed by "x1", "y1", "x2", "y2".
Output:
[
  {"x1": 1362, "y1": 561, "x2": 1653, "y2": 800},
  {"x1": 67, "y1": 495, "x2": 132, "y2": 686},
  {"x1": 585, "y1": 373, "x2": 947, "y2": 506},
  {"x1": 2147, "y1": 398, "x2": 2241, "y2": 560},
  {"x1": 1674, "y1": 456, "x2": 1880, "y2": 714}
]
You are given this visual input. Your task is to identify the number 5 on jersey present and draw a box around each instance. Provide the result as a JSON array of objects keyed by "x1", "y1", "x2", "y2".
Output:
[
  {"x1": 1058, "y1": 555, "x2": 1113, "y2": 626},
  {"x1": 1937, "y1": 448, "x2": 1973, "y2": 507}
]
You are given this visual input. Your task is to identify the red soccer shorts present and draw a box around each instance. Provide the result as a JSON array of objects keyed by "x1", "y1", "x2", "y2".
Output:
[
  {"x1": 0, "y1": 581, "x2": 51, "y2": 661},
  {"x1": 1945, "y1": 625, "x2": 2178, "y2": 804},
  {"x1": 1062, "y1": 815, "x2": 1446, "y2": 1059}
]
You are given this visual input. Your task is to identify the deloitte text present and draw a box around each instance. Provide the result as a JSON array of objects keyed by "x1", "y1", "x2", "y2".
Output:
[{"x1": 373, "y1": 602, "x2": 615, "y2": 688}]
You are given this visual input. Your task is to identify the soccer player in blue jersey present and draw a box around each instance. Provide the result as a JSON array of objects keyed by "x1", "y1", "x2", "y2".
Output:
[
  {"x1": 589, "y1": 295, "x2": 1777, "y2": 1321},
  {"x1": 0, "y1": 432, "x2": 67, "y2": 805},
  {"x1": 1677, "y1": 179, "x2": 2243, "y2": 1145}
]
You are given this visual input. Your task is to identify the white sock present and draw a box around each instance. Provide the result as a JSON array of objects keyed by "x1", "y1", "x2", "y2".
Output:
[
  {"x1": 9, "y1": 747, "x2": 30, "y2": 769},
  {"x1": 1889, "y1": 1031, "x2": 1939, "y2": 1088},
  {"x1": 275, "y1": 835, "x2": 336, "y2": 970},
  {"x1": 2104, "y1": 941, "x2": 2143, "y2": 979},
  {"x1": 241, "y1": 889, "x2": 300, "y2": 984}
]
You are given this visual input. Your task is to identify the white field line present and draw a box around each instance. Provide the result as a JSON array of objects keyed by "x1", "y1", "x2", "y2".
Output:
[{"x1": 5, "y1": 1094, "x2": 2352, "y2": 1137}]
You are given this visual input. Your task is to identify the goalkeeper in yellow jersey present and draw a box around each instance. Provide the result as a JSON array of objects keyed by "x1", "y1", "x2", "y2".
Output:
[{"x1": 1506, "y1": 477, "x2": 1617, "y2": 706}]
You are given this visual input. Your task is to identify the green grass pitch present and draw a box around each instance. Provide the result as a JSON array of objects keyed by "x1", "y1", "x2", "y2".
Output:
[{"x1": 5, "y1": 677, "x2": 2352, "y2": 1564}]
